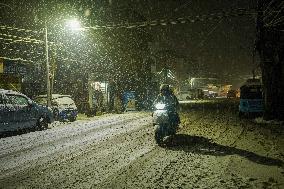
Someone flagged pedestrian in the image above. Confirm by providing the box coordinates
[108,79,116,112]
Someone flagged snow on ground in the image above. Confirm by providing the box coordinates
[0,100,283,188]
[254,117,284,125]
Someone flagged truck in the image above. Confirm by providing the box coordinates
[177,89,204,101]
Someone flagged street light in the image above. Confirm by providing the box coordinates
[45,18,82,107]
[66,18,82,31]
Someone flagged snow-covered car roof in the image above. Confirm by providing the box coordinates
[35,94,76,106]
[35,94,72,99]
[0,89,29,98]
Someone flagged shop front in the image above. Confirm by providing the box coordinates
[0,59,28,91]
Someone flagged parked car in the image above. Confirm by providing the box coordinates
[34,94,78,122]
[0,89,54,133]
[203,90,218,98]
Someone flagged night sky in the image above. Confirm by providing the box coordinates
[134,0,258,78]
[1,0,258,81]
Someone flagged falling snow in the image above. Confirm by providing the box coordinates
[1,0,284,188]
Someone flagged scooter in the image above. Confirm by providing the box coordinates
[152,102,178,146]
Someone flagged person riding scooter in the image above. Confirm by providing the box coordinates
[154,84,180,125]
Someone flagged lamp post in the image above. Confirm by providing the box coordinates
[44,18,82,107]
[44,23,51,107]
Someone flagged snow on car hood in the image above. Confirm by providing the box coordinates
[54,97,77,110]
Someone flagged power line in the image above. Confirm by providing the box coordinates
[85,9,255,30]
[0,9,256,66]
[266,16,284,27]
[0,37,77,63]
[0,33,75,56]
[263,0,277,15]
[263,1,284,27]
[0,56,35,63]
[0,25,41,34]
[174,1,192,12]
[1,9,256,33]
[265,2,284,27]
[0,33,43,44]
[196,18,224,49]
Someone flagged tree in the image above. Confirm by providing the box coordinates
[256,0,284,120]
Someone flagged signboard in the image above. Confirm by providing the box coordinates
[0,63,3,73]
[123,91,136,111]
[0,58,3,73]
[4,61,27,75]
[0,74,21,91]
[92,81,108,93]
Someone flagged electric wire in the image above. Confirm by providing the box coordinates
[0,9,256,65]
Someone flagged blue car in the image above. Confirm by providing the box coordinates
[0,89,54,133]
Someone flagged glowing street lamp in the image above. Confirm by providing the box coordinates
[66,18,82,31]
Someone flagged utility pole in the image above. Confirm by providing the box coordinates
[45,24,51,107]
[50,47,57,95]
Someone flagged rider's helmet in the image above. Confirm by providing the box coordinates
[160,84,170,95]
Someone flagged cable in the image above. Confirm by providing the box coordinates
[0,25,41,34]
[0,9,257,67]
[0,33,43,44]
[196,18,224,49]
[1,9,256,32]
[263,0,277,15]
[0,41,77,63]
[266,16,284,27]
[265,2,284,27]
[174,1,192,12]
[85,9,254,30]
[0,56,35,63]
[263,1,284,25]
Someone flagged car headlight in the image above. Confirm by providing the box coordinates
[155,103,166,110]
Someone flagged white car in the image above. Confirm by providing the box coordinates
[34,94,78,122]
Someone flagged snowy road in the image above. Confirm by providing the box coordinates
[0,113,153,185]
[0,100,283,188]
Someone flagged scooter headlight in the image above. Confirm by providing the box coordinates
[155,103,166,110]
